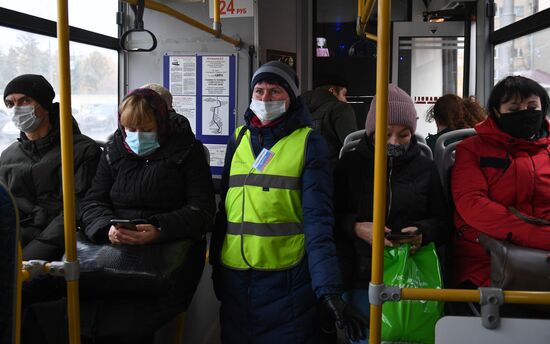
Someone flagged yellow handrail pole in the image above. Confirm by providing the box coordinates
[365,32,378,42]
[213,0,221,36]
[402,288,550,305]
[123,0,241,47]
[57,1,81,343]
[357,0,375,36]
[369,0,390,342]
[356,0,364,34]
[15,245,23,344]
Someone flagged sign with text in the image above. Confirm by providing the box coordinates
[209,0,254,18]
[164,54,237,176]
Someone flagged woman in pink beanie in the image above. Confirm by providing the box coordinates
[333,84,452,342]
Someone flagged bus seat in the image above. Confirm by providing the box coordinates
[339,129,365,159]
[343,129,365,146]
[433,128,476,181]
[339,129,433,159]
[418,141,433,160]
[416,132,427,144]
[433,129,476,205]
[435,316,550,343]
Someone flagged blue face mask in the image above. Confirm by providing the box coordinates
[125,131,160,156]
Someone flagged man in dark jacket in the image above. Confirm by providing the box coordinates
[302,76,357,164]
[210,61,367,343]
[0,74,102,261]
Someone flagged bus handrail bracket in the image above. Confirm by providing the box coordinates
[49,260,80,281]
[479,287,503,330]
[369,282,401,305]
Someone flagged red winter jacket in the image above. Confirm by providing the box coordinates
[452,117,550,287]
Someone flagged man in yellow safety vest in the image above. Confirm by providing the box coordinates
[210,61,368,343]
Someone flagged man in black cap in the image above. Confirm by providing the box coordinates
[210,61,368,343]
[302,75,358,165]
[0,74,102,261]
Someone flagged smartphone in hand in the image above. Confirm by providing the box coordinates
[110,219,138,231]
[385,232,417,241]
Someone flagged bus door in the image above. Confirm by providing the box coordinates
[391,22,467,139]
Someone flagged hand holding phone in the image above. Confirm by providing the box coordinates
[110,219,137,231]
[385,232,417,241]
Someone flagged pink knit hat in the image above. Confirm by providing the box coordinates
[365,84,417,135]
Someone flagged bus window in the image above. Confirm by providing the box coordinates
[0,26,118,152]
[494,26,550,97]
[494,0,550,30]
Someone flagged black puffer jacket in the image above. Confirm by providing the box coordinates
[302,88,357,164]
[333,134,451,289]
[80,111,216,244]
[0,103,102,260]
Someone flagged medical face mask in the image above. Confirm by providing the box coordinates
[495,109,544,139]
[9,105,42,132]
[249,99,287,123]
[125,131,160,156]
[387,143,410,158]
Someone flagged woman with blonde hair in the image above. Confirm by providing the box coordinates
[79,88,215,343]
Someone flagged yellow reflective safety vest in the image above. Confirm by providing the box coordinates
[221,125,311,270]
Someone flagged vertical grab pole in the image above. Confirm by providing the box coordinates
[15,245,23,344]
[213,0,221,34]
[369,0,391,342]
[57,1,81,343]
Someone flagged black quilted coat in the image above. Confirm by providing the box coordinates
[333,134,452,289]
[80,112,215,244]
[0,103,102,261]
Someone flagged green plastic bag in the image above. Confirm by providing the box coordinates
[382,243,443,344]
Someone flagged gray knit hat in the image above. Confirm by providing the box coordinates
[140,83,173,110]
[365,84,417,135]
[251,61,299,101]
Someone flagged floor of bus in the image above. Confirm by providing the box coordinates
[155,239,346,344]
[155,242,221,344]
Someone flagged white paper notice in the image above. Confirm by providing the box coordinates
[173,95,197,134]
[169,56,196,95]
[204,144,227,167]
[202,56,229,96]
[202,96,229,136]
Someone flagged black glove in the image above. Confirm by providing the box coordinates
[321,294,369,341]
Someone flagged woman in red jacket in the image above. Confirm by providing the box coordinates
[451,75,550,315]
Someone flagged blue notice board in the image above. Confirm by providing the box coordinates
[163,54,237,175]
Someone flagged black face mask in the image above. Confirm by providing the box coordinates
[495,109,544,139]
[387,143,409,157]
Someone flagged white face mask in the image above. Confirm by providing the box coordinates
[8,105,43,132]
[249,99,287,123]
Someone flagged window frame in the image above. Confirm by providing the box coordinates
[491,6,550,45]
[0,7,119,50]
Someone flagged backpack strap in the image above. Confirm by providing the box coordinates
[235,125,248,147]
